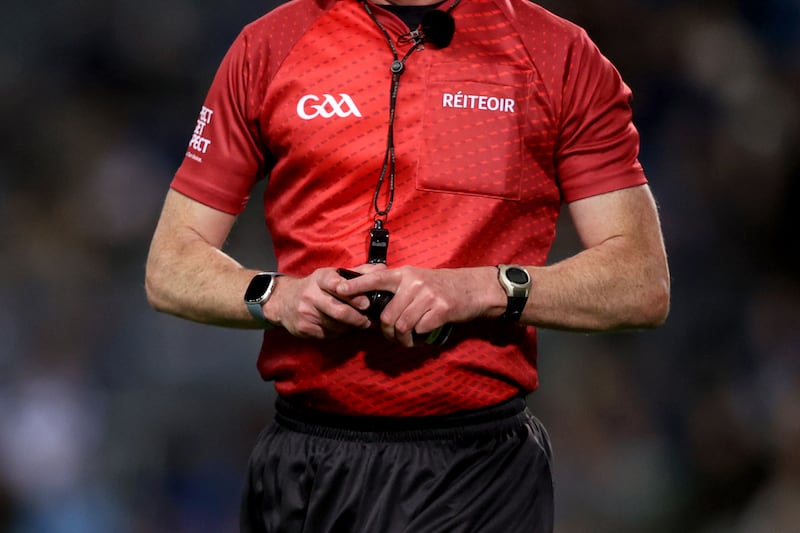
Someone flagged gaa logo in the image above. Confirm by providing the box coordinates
[297,94,363,120]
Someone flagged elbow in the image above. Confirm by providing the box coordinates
[144,261,171,314]
[635,274,671,328]
[144,278,163,313]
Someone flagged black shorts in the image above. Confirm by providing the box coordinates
[240,395,553,533]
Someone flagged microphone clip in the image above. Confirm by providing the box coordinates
[396,10,456,50]
[397,28,425,49]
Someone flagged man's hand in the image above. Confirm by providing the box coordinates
[266,267,373,339]
[334,266,505,347]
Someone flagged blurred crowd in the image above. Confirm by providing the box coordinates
[1,0,798,531]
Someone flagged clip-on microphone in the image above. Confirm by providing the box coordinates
[419,9,456,48]
[399,9,456,48]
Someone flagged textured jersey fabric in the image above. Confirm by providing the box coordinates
[171,0,647,416]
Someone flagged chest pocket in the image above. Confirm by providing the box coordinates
[416,62,532,200]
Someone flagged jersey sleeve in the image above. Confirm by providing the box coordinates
[170,28,267,215]
[556,29,647,204]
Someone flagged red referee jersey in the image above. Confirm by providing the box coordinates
[171,0,647,416]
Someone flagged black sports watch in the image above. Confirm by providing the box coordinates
[497,264,531,321]
[244,272,284,328]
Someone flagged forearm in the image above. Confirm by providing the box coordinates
[520,236,670,331]
[509,185,671,332]
[145,190,265,328]
[145,233,264,328]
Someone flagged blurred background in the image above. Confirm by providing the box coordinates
[1,0,798,531]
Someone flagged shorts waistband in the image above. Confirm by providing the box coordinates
[274,395,530,442]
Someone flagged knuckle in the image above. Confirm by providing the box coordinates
[394,320,413,336]
[295,323,314,337]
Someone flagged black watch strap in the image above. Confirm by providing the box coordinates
[497,264,531,322]
[502,295,527,321]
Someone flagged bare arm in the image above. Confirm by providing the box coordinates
[145,189,262,327]
[523,183,670,331]
[145,189,371,332]
[335,184,670,346]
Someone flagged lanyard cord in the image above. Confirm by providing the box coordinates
[362,0,420,220]
[362,0,463,221]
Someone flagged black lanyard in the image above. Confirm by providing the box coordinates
[361,0,461,263]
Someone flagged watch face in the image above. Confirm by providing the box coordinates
[506,267,530,285]
[244,274,273,303]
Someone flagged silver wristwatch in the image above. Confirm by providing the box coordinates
[243,272,284,328]
[497,264,531,321]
